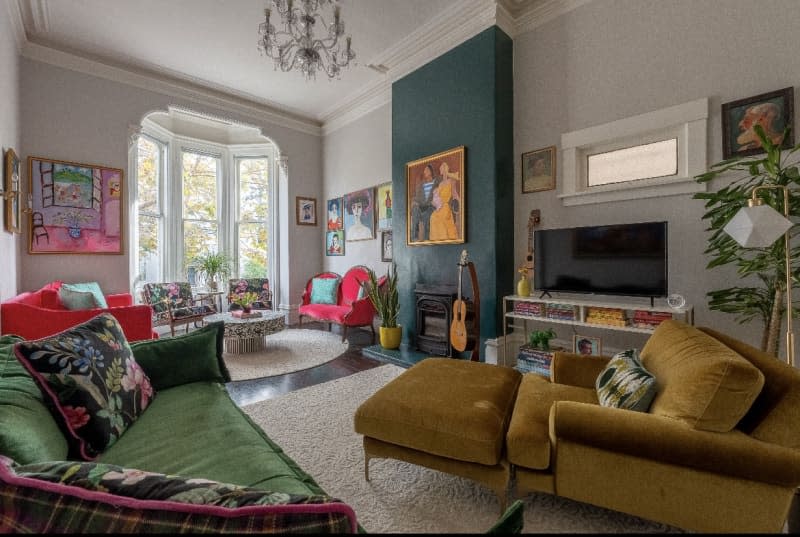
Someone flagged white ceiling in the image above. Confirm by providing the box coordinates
[14,0,553,128]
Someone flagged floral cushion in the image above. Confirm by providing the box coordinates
[0,456,356,533]
[13,313,155,460]
[228,278,272,309]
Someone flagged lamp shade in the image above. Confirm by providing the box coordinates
[723,204,793,248]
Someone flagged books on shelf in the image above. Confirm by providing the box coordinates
[513,301,545,316]
[630,310,673,330]
[585,306,627,327]
[515,345,564,378]
[231,310,263,319]
[545,303,576,321]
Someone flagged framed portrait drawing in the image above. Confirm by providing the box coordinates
[573,334,602,356]
[326,197,343,231]
[28,156,123,254]
[326,230,345,256]
[376,182,393,231]
[381,230,393,262]
[522,146,556,193]
[406,145,465,246]
[4,149,21,234]
[296,196,317,226]
[343,188,375,241]
[722,87,794,159]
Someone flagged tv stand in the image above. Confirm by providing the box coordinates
[502,293,693,367]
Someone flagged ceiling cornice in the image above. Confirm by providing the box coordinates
[514,0,593,35]
[20,41,322,136]
[6,0,26,53]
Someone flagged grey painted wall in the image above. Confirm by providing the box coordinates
[19,58,322,310]
[322,104,392,276]
[513,0,800,355]
[0,12,20,308]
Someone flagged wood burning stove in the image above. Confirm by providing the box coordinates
[414,283,474,357]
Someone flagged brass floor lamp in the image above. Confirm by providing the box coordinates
[723,185,795,366]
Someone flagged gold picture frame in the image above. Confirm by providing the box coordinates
[573,334,602,356]
[406,145,465,246]
[4,149,21,234]
[296,196,317,226]
[521,145,556,193]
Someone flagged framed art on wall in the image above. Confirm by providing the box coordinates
[376,182,392,231]
[573,334,602,356]
[381,230,393,262]
[326,197,343,230]
[522,145,556,193]
[722,87,794,159]
[326,230,345,256]
[4,148,21,234]
[343,188,375,241]
[406,145,465,246]
[28,156,123,254]
[296,196,317,226]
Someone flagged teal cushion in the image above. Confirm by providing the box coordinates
[0,335,69,464]
[130,322,229,391]
[61,282,108,308]
[14,314,155,460]
[58,287,99,310]
[595,349,657,412]
[310,277,340,305]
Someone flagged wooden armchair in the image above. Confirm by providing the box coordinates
[142,282,217,336]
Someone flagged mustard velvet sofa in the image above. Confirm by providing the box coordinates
[507,320,800,533]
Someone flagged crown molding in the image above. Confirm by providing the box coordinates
[514,0,593,35]
[20,41,322,136]
[321,79,392,136]
[6,1,26,53]
[28,0,50,34]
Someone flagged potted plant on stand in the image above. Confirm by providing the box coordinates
[193,252,232,292]
[365,263,400,349]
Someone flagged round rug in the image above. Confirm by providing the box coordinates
[223,328,349,381]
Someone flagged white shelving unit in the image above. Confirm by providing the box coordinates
[502,294,693,366]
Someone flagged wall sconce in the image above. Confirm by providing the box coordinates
[723,185,795,366]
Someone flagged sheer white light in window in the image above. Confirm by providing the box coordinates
[237,158,270,278]
[136,136,163,287]
[182,151,219,274]
[588,138,678,187]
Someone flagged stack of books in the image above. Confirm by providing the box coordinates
[585,307,627,327]
[631,310,673,330]
[515,345,564,378]
[231,310,263,319]
[514,302,545,316]
[546,303,576,321]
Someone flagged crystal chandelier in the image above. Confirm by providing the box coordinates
[257,0,356,81]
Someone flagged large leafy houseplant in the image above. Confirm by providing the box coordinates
[365,263,399,328]
[193,252,232,291]
[693,125,800,355]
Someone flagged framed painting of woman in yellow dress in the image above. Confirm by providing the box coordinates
[406,146,465,246]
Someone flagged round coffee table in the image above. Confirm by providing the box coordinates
[204,311,286,354]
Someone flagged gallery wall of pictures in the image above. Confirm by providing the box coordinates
[325,181,393,259]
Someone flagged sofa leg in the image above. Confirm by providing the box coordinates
[364,453,371,482]
[342,325,348,342]
[298,315,303,327]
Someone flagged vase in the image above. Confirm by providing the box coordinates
[68,226,81,239]
[517,275,530,297]
[242,305,252,314]
[379,325,402,350]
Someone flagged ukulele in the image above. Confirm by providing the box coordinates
[525,209,540,270]
[450,250,469,352]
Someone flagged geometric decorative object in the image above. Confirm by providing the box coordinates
[723,203,793,248]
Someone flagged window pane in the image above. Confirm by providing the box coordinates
[184,220,219,273]
[239,158,269,221]
[137,215,161,283]
[588,138,678,186]
[238,222,268,278]
[137,137,159,212]
[183,152,217,220]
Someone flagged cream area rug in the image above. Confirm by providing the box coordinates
[242,365,682,534]
[223,329,349,381]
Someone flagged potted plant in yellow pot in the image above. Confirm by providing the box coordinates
[365,263,400,349]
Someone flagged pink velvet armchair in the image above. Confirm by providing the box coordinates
[298,266,384,343]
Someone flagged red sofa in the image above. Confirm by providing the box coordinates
[298,266,384,343]
[1,282,155,342]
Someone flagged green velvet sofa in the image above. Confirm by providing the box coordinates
[0,324,357,533]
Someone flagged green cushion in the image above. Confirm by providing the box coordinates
[595,349,657,412]
[58,287,99,310]
[98,381,325,496]
[130,322,229,391]
[310,277,339,305]
[61,282,108,308]
[0,335,69,464]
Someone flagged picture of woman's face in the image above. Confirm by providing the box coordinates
[352,202,363,218]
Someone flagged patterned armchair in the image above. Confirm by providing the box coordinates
[141,282,217,336]
[227,278,273,311]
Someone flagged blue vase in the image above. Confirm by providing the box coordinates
[68,226,81,238]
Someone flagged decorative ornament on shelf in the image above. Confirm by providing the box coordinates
[517,266,531,297]
[257,0,356,81]
[666,293,686,310]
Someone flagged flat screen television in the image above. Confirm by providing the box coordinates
[533,221,668,298]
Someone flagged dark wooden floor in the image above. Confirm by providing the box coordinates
[225,321,384,407]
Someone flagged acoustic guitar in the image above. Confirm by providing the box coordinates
[450,250,469,352]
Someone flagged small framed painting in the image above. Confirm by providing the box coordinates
[4,148,21,234]
[326,197,343,230]
[296,196,317,226]
[343,188,375,241]
[573,334,601,356]
[381,230,393,262]
[522,146,556,193]
[326,230,345,256]
[722,87,794,159]
[376,182,393,231]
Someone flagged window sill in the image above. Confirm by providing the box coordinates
[558,177,705,206]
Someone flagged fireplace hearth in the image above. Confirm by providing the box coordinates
[415,283,474,357]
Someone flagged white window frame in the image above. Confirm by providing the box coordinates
[559,97,708,206]
[131,133,167,294]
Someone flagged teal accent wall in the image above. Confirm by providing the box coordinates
[392,26,514,356]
